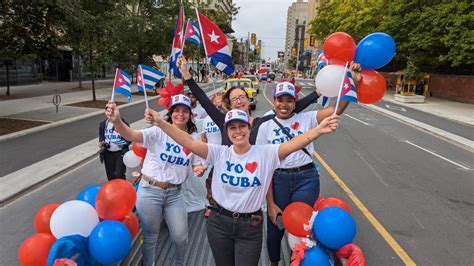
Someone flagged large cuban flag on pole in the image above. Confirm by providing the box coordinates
[169,5,185,79]
[196,8,234,75]
[184,18,201,46]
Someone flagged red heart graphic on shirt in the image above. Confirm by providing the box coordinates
[291,122,300,130]
[245,162,258,174]
[183,147,192,156]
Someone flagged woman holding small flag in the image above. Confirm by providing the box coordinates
[144,106,339,266]
[105,95,206,266]
[256,62,361,266]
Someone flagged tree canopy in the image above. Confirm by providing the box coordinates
[308,0,473,74]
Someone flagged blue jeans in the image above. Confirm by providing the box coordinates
[136,180,188,266]
[266,165,320,263]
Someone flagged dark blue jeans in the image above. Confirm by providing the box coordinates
[266,164,320,263]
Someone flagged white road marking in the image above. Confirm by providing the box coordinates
[402,140,471,170]
[385,104,406,112]
[345,114,371,126]
[355,150,389,186]
[411,213,426,230]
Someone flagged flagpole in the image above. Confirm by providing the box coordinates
[334,61,349,115]
[195,7,217,94]
[140,65,150,109]
[111,68,118,102]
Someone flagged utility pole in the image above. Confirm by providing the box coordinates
[246,32,250,70]
[295,26,302,74]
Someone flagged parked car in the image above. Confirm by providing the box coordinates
[223,78,257,110]
[242,75,260,93]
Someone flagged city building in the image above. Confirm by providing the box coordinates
[284,0,308,71]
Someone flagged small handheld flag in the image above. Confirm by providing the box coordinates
[340,71,358,103]
[136,64,165,92]
[196,9,234,75]
[184,19,201,46]
[112,68,132,102]
[137,65,149,109]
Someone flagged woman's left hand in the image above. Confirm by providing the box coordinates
[317,114,339,135]
[349,62,362,85]
[193,165,206,177]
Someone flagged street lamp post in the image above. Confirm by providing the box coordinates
[295,27,302,74]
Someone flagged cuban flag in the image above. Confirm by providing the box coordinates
[196,9,234,75]
[169,6,185,79]
[137,64,165,92]
[184,19,201,46]
[113,68,132,101]
[317,95,331,107]
[317,50,329,71]
[340,71,358,103]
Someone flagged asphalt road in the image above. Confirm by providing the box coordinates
[0,81,223,177]
[1,79,473,265]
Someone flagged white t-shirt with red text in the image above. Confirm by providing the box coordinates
[256,111,317,168]
[206,144,280,213]
[141,126,202,184]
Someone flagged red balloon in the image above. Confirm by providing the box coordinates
[132,143,147,158]
[315,197,352,214]
[121,212,140,238]
[34,203,60,234]
[282,202,314,237]
[323,32,356,63]
[357,70,386,104]
[96,179,137,220]
[18,233,56,266]
[313,195,327,210]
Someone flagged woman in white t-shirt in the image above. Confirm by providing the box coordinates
[105,95,205,266]
[144,108,339,266]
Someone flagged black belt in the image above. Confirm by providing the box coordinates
[275,162,315,173]
[211,204,262,219]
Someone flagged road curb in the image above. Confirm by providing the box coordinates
[0,95,159,142]
[362,104,474,152]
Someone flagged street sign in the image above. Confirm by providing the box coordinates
[52,90,61,113]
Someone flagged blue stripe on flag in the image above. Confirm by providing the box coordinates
[138,64,164,91]
[115,87,131,101]
[340,71,358,103]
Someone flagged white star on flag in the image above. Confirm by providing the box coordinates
[208,30,220,43]
[177,31,182,42]
[118,78,122,83]
[343,83,349,89]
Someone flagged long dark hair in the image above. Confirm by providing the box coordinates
[164,105,197,134]
[223,86,251,115]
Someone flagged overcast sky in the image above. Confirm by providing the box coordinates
[232,0,294,62]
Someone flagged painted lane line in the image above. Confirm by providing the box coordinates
[354,150,389,186]
[402,140,471,170]
[385,104,407,112]
[262,88,416,265]
[345,114,371,126]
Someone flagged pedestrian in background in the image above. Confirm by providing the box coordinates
[98,117,131,180]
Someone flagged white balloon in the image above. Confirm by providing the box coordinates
[287,232,303,251]
[315,65,346,97]
[50,200,99,239]
[123,150,141,168]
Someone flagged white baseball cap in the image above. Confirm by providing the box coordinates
[170,94,192,109]
[224,109,250,127]
[274,82,296,98]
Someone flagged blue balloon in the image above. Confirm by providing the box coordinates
[76,185,101,207]
[88,221,132,265]
[354,32,396,69]
[301,245,331,266]
[47,235,95,266]
[313,207,356,249]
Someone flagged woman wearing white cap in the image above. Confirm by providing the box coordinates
[258,64,361,265]
[105,95,205,266]
[144,107,339,266]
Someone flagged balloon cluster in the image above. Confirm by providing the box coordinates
[315,32,396,104]
[156,81,184,109]
[123,142,148,168]
[18,179,138,266]
[283,196,366,266]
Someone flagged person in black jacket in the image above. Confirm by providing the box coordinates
[99,118,131,180]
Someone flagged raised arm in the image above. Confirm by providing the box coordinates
[178,56,226,128]
[278,115,339,161]
[105,102,143,143]
[294,91,319,113]
[145,108,209,159]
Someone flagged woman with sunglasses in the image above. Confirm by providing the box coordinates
[144,107,339,266]
[105,95,205,266]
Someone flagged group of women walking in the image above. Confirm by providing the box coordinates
[105,56,361,266]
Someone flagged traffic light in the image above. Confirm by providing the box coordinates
[291,47,296,56]
[310,35,315,47]
[256,45,261,54]
[251,33,256,46]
